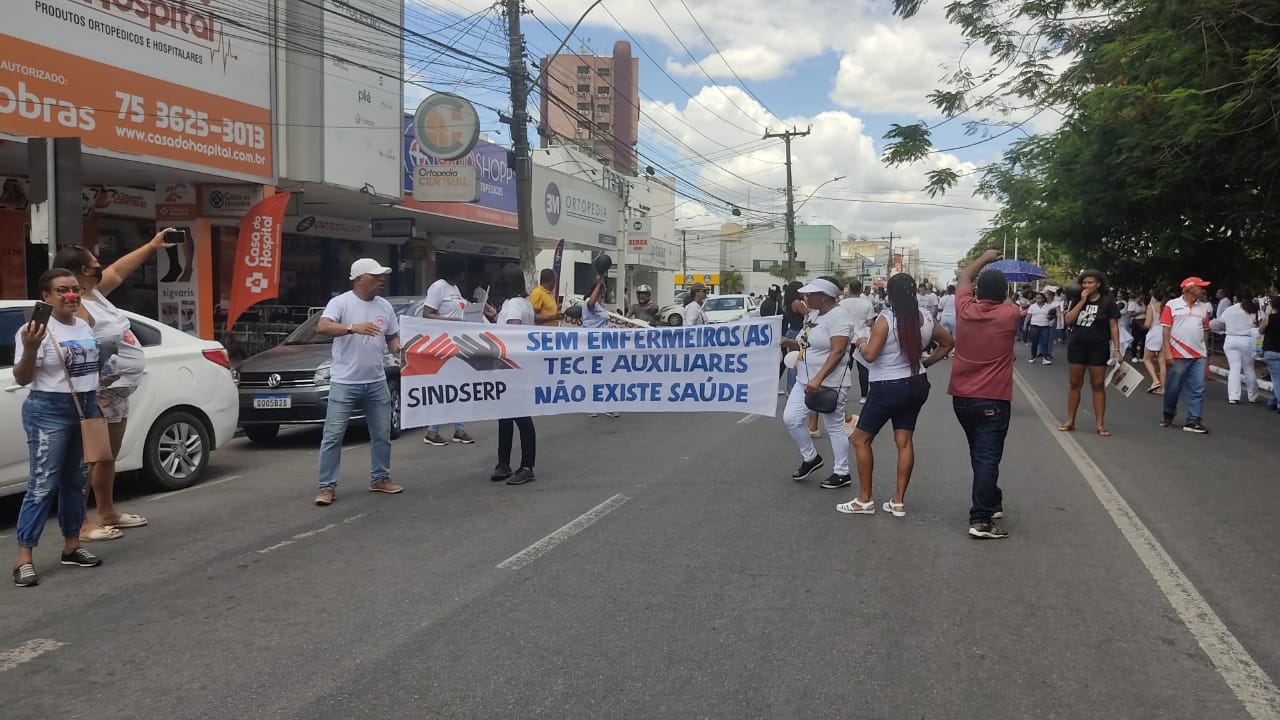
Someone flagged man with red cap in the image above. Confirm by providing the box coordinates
[1160,277,1212,433]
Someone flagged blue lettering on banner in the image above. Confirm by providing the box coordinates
[667,379,749,403]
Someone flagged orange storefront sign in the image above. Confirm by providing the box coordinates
[0,34,272,182]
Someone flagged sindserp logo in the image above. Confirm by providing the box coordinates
[403,332,520,376]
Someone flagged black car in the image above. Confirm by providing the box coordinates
[234,296,421,445]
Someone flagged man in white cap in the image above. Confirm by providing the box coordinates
[312,258,403,506]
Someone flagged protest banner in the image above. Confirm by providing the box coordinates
[399,316,783,426]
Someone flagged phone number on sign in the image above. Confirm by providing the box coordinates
[114,91,266,150]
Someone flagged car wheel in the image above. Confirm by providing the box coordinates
[667,313,682,326]
[243,424,280,445]
[143,410,211,491]
[389,381,402,439]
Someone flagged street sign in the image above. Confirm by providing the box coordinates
[412,93,480,161]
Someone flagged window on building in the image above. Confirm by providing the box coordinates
[577,120,590,129]
[577,84,590,93]
[597,104,610,115]
[596,87,610,97]
[597,122,611,133]
[577,65,590,75]
[597,67,610,77]
[577,103,590,112]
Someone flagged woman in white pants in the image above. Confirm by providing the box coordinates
[1220,290,1260,404]
[780,278,854,487]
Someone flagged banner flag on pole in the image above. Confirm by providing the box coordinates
[225,192,291,332]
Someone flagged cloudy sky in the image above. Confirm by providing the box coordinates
[404,0,1040,278]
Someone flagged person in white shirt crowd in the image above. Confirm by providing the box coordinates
[490,265,539,485]
[421,256,475,446]
[839,273,954,516]
[1141,287,1172,394]
[1015,291,1033,344]
[1126,291,1147,361]
[54,231,177,542]
[683,283,709,326]
[1219,289,1260,404]
[1161,277,1213,433]
[938,284,958,340]
[1024,292,1056,364]
[13,269,107,586]
[582,274,619,418]
[1215,288,1233,319]
[313,260,403,506]
[779,278,855,488]
[839,279,876,404]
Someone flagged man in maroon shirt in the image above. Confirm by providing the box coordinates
[949,249,1021,539]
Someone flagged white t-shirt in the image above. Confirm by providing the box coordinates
[582,298,610,328]
[321,292,400,384]
[15,316,100,393]
[797,306,854,389]
[496,297,535,326]
[424,279,466,320]
[918,293,940,318]
[938,294,957,319]
[1220,303,1257,336]
[865,308,934,382]
[1026,303,1055,327]
[684,301,707,326]
[82,288,146,388]
[839,296,876,332]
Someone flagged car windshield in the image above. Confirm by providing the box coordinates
[704,297,744,312]
[283,301,414,344]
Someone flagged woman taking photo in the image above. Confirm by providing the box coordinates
[1059,270,1122,436]
[54,228,177,541]
[1219,289,1260,404]
[780,277,854,487]
[13,269,105,587]
[1141,288,1170,394]
[838,273,953,517]
[490,265,538,484]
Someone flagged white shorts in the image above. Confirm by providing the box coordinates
[1144,329,1163,353]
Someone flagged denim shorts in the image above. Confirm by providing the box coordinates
[856,374,931,436]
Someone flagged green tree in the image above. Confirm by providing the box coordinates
[721,268,746,293]
[885,0,1280,290]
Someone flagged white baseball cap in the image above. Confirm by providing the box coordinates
[350,258,393,279]
[798,278,841,298]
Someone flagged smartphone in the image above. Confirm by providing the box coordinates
[163,228,189,244]
[28,301,53,327]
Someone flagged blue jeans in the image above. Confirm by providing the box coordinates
[318,380,392,490]
[427,423,465,434]
[1029,325,1053,359]
[1163,357,1206,423]
[1264,351,1280,410]
[17,391,95,548]
[953,397,1010,524]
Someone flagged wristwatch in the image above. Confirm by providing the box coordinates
[346,324,353,335]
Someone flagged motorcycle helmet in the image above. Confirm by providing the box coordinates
[637,284,652,295]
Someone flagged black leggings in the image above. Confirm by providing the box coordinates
[498,417,536,469]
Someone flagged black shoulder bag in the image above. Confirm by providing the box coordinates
[801,316,849,414]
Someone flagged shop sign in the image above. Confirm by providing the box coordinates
[156,182,199,221]
[433,236,518,260]
[626,217,651,249]
[676,273,719,287]
[0,177,29,210]
[371,218,414,238]
[3,2,274,182]
[412,165,480,202]
[225,193,291,331]
[287,215,371,242]
[412,93,480,161]
[627,238,677,271]
[531,165,620,250]
[402,120,516,228]
[93,186,155,219]
[200,184,259,217]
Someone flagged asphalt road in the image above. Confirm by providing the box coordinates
[0,353,1276,719]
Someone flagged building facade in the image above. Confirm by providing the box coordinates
[538,42,640,174]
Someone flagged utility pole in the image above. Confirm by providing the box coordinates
[763,127,810,279]
[681,228,687,275]
[505,0,536,282]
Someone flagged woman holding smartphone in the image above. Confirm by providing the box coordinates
[13,269,104,587]
[1060,270,1122,436]
[54,228,178,541]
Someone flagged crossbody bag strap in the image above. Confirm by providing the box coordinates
[801,313,851,388]
[43,327,90,421]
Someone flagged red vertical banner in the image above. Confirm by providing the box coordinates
[225,193,291,332]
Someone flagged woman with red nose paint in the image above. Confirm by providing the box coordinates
[12,269,104,587]
[54,228,178,542]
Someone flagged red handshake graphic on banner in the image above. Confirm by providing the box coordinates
[403,331,521,376]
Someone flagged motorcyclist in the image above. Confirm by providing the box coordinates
[628,284,660,325]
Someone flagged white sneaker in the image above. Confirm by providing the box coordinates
[1042,358,1052,365]
[859,397,867,404]
[1028,357,1037,364]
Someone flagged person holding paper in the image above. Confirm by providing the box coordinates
[1059,270,1122,436]
[422,256,475,446]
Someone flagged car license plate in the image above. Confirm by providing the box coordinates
[253,395,291,409]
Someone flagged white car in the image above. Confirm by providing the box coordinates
[0,300,238,497]
[702,294,760,324]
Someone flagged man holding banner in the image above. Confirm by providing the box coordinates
[313,260,403,506]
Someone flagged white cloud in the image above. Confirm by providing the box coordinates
[829,23,953,117]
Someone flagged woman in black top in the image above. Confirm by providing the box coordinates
[1060,270,1122,435]
[1261,283,1280,413]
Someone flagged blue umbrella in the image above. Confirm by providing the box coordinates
[986,259,1047,283]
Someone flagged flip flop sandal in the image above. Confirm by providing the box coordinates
[108,513,148,528]
[80,525,123,542]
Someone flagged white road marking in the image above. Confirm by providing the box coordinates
[146,475,243,502]
[736,414,760,424]
[497,493,630,570]
[0,639,66,673]
[255,513,367,555]
[1015,371,1280,718]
